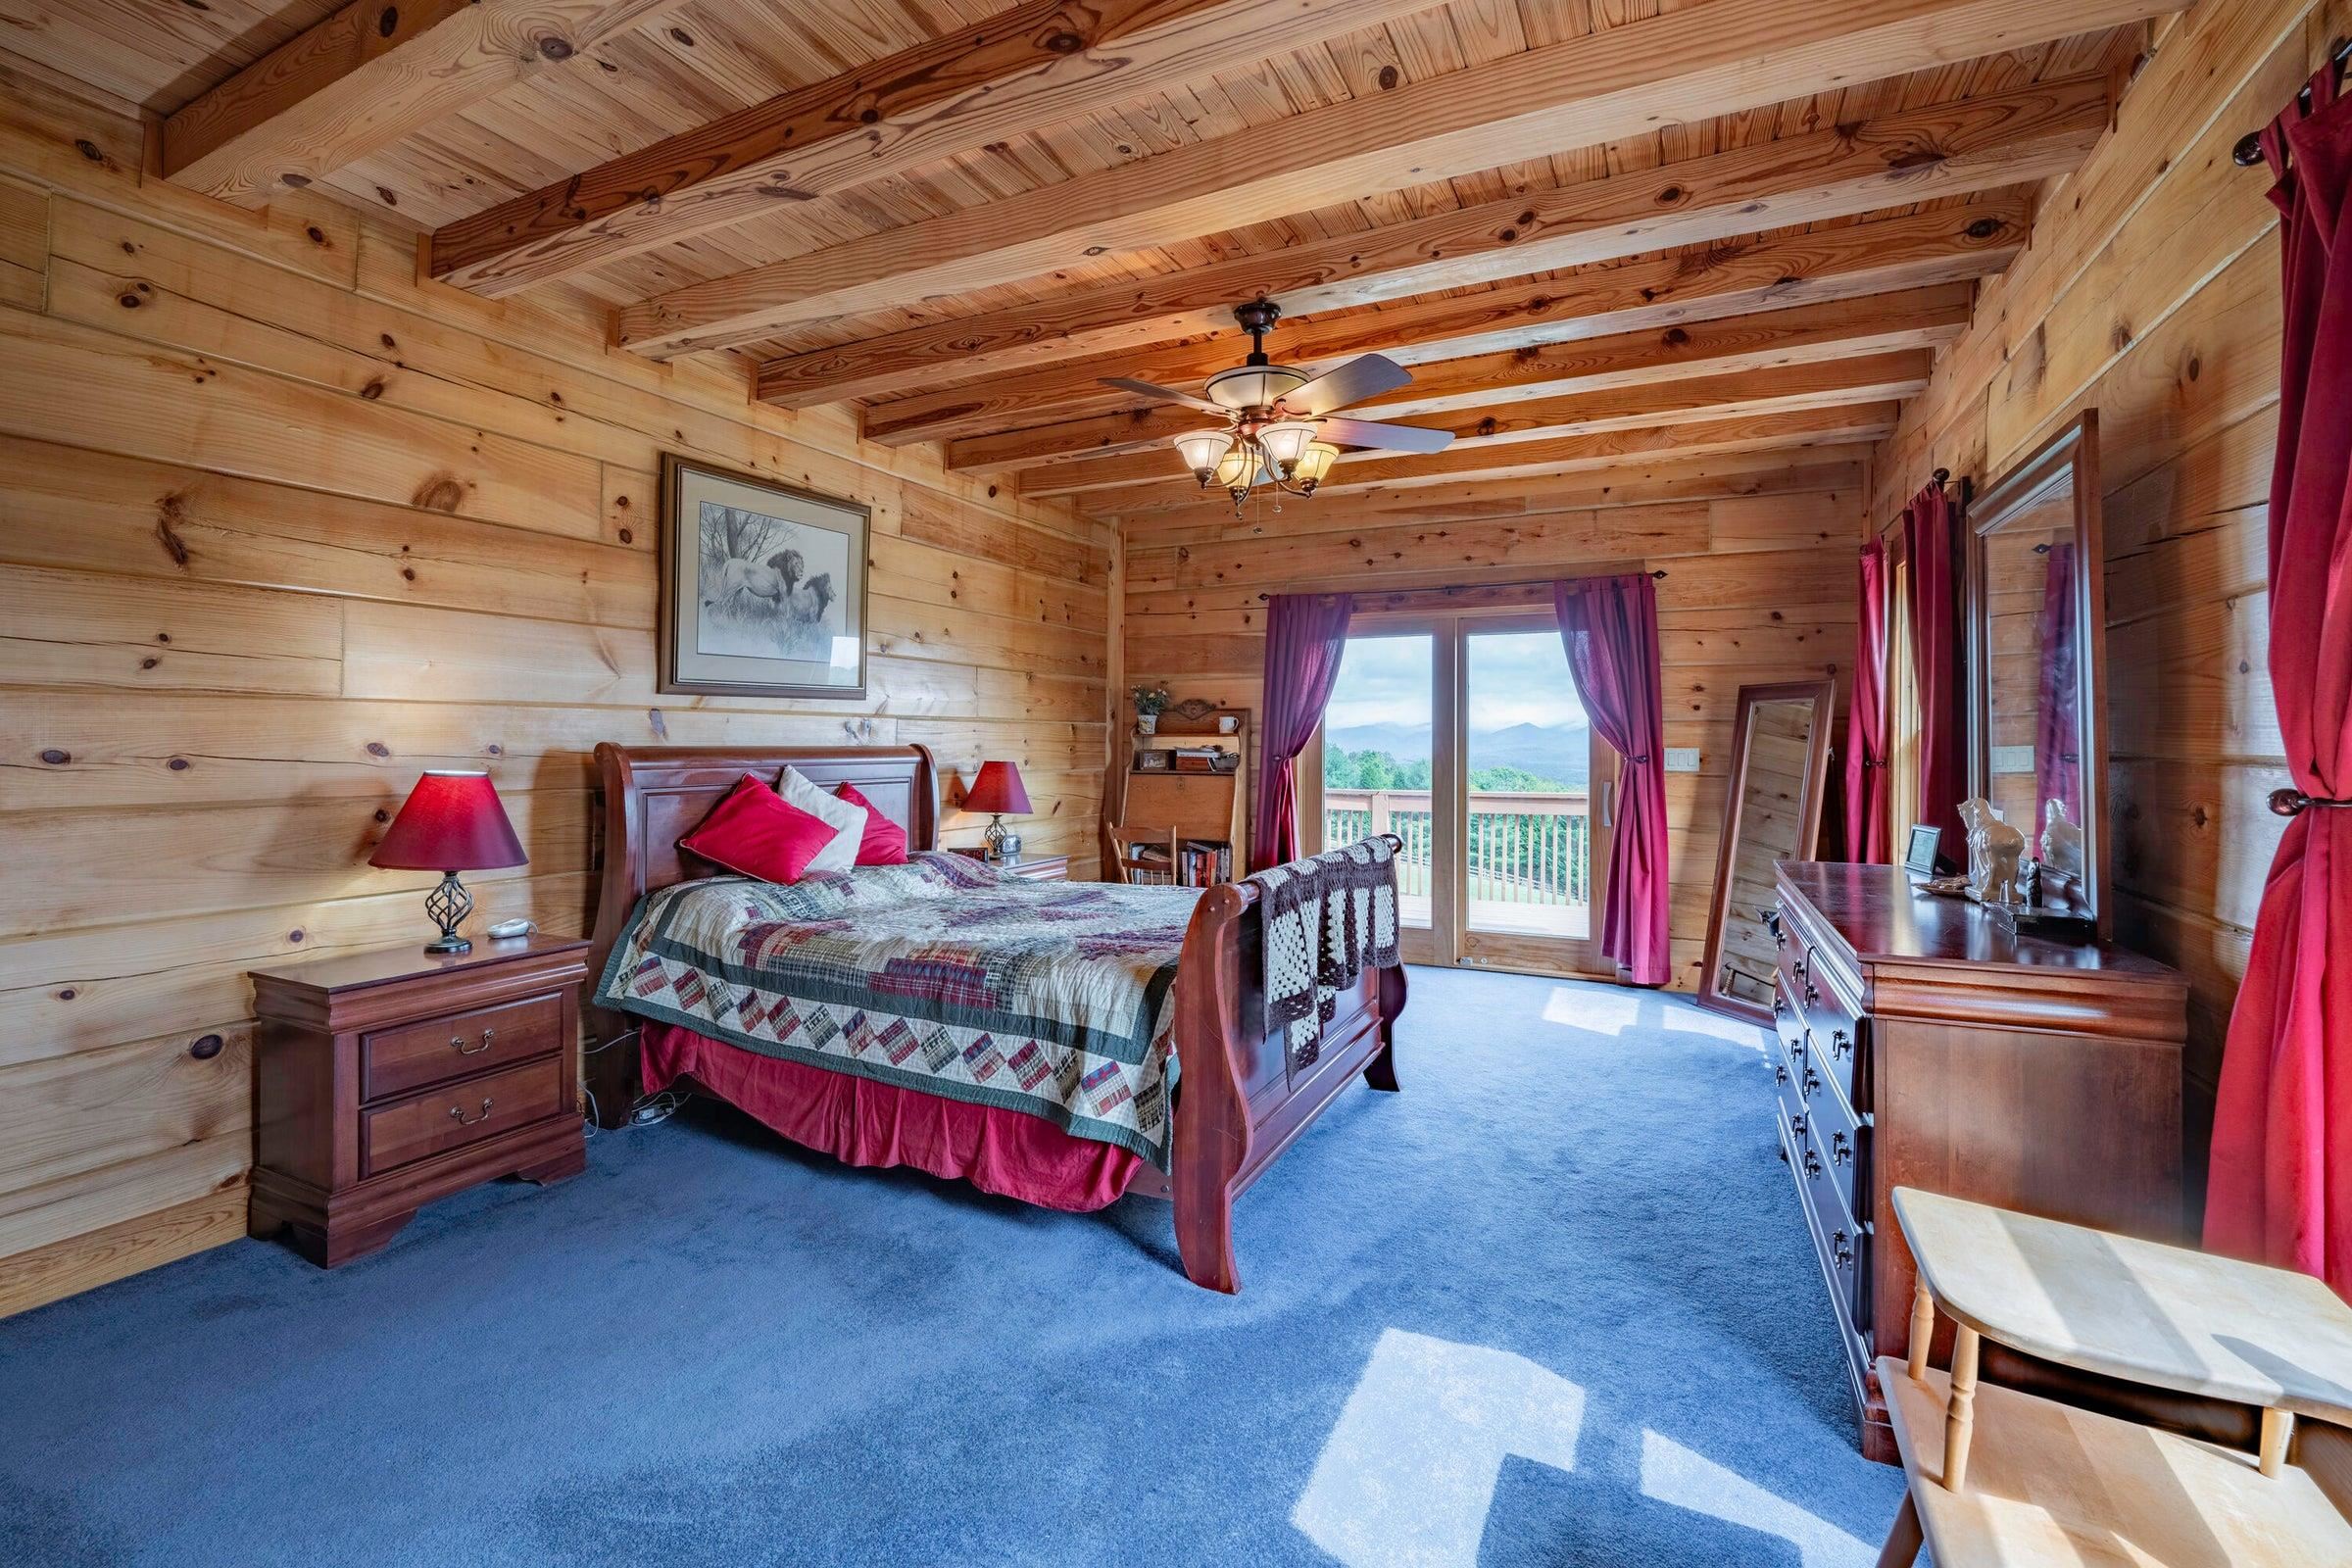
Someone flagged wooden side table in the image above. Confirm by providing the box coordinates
[249,936,591,1266]
[948,848,1069,882]
[1875,1185,2352,1565]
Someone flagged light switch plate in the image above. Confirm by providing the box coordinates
[1664,747,1701,773]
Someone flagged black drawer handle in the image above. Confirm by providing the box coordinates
[1788,1035,1806,1061]
[448,1098,494,1127]
[1773,994,1788,1016]
[1773,1063,1789,1085]
[452,1026,495,1056]
[1832,1229,1854,1270]
[1832,1130,1852,1166]
[1802,1149,1824,1179]
[1789,1113,1808,1142]
[1802,1068,1823,1100]
[1764,906,1785,947]
[1829,1028,1850,1060]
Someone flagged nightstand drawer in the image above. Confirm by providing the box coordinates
[361,1055,567,1179]
[362,992,564,1102]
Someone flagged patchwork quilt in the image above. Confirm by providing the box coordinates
[596,852,1201,1167]
[1250,836,1401,1069]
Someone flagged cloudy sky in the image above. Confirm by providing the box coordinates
[1326,631,1589,731]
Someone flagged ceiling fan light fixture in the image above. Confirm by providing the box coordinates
[1205,363,1310,412]
[1259,419,1318,473]
[1172,429,1235,483]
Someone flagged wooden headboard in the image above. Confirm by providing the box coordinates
[582,742,939,1122]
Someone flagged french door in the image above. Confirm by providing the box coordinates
[1301,610,1613,977]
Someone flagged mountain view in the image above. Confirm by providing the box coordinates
[1326,719,1590,792]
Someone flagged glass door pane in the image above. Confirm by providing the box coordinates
[1460,627,1602,971]
[1319,632,1436,933]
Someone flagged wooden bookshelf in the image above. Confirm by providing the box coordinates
[1109,710,1248,883]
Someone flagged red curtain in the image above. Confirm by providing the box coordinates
[1251,592,1354,872]
[2205,67,2352,1293]
[1843,541,1891,862]
[1555,574,1671,987]
[2033,542,2082,834]
[1903,481,1967,864]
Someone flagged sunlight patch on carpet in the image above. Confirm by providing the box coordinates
[1292,1328,1584,1568]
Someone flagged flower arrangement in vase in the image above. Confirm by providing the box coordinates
[1132,684,1171,735]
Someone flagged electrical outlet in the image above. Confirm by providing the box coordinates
[1663,747,1701,773]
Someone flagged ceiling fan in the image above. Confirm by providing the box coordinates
[1101,298,1453,514]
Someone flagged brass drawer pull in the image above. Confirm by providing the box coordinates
[452,1026,495,1056]
[449,1098,494,1127]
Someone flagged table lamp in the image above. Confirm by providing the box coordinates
[369,770,527,955]
[964,760,1031,862]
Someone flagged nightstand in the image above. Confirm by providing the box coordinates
[248,935,590,1267]
[949,848,1068,882]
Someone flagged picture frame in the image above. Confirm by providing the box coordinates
[1902,823,1942,877]
[658,454,870,700]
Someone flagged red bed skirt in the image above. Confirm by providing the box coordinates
[639,1021,1144,1212]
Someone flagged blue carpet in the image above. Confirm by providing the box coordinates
[0,968,1904,1566]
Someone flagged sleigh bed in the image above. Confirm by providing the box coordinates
[582,742,1406,1293]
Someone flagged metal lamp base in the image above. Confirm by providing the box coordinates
[983,816,1022,863]
[423,870,474,955]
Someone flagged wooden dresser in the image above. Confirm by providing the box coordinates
[1766,862,2187,1462]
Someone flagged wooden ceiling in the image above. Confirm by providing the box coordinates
[8,0,2184,519]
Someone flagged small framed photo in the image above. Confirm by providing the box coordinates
[1903,823,1942,876]
[659,454,869,700]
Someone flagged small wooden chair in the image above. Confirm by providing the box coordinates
[1105,825,1181,886]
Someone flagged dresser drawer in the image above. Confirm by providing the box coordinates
[1772,1006,1871,1229]
[1777,1099,1871,1343]
[1775,937,1870,1119]
[362,993,564,1102]
[361,1055,567,1178]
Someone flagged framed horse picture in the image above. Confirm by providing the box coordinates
[658,455,870,700]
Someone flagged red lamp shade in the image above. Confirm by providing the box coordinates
[368,771,527,871]
[963,760,1031,816]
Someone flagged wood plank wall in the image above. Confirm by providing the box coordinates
[0,57,1112,1316]
[1865,0,2348,1210]
[1112,452,1870,990]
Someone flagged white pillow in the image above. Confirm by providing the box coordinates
[773,766,865,873]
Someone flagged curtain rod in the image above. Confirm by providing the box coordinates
[2234,36,2349,167]
[1255,569,1667,603]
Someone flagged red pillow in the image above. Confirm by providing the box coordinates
[834,782,909,866]
[677,774,838,884]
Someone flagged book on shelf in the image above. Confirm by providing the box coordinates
[1177,840,1232,886]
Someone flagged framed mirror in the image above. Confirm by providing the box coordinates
[1697,679,1837,1021]
[1965,411,2108,936]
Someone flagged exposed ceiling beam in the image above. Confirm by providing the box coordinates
[427,0,1440,296]
[160,0,687,205]
[943,287,1973,472]
[1122,449,1876,534]
[612,0,2173,358]
[1079,405,1902,517]
[760,75,2103,408]
[1019,354,1932,498]
[863,196,2028,448]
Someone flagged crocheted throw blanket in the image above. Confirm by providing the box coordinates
[1249,837,1400,1068]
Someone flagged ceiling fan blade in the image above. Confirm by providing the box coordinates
[1100,375,1224,415]
[1285,354,1412,416]
[1314,416,1454,455]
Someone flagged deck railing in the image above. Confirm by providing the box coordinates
[1322,788,1592,909]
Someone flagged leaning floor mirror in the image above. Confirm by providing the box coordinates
[1697,679,1838,1021]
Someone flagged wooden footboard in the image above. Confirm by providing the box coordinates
[1158,842,1408,1294]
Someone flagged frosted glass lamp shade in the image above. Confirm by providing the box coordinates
[1259,420,1318,472]
[1213,443,1264,492]
[1172,429,1234,480]
[1205,363,1309,411]
[1295,441,1341,488]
